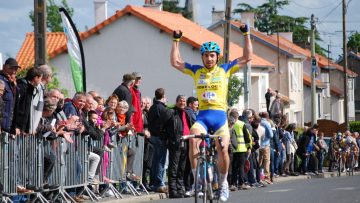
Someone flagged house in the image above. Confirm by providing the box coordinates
[16,4,274,108]
[208,14,357,124]
[337,51,360,120]
[277,35,357,123]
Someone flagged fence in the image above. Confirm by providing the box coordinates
[0,131,146,203]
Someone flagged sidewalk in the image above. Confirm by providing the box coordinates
[96,171,359,203]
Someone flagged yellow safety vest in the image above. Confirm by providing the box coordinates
[233,120,247,153]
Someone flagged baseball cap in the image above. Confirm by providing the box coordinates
[122,73,136,82]
[132,72,142,79]
[4,58,21,69]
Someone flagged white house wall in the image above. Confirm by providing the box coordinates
[50,15,203,103]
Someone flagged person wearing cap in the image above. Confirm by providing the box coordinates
[0,58,20,133]
[130,72,144,136]
[112,73,135,123]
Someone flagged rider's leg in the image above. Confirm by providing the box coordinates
[189,127,201,178]
[216,135,230,186]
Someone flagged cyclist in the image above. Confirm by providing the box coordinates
[343,130,359,171]
[170,24,252,202]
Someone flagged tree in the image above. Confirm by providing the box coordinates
[227,75,244,107]
[29,0,74,32]
[162,0,192,19]
[233,0,326,56]
[347,32,360,53]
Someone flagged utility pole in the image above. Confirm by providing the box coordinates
[34,0,47,67]
[310,14,317,125]
[223,0,231,63]
[342,0,349,127]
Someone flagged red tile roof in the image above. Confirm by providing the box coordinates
[16,5,274,69]
[16,32,67,69]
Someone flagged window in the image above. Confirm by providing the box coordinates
[289,61,302,92]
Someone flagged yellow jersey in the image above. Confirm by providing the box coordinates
[184,60,240,111]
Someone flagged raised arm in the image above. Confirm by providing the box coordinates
[170,30,185,72]
[236,24,253,66]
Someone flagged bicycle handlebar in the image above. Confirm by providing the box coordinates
[181,134,218,140]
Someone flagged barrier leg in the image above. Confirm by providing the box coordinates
[79,184,99,202]
[52,188,76,203]
[99,183,122,199]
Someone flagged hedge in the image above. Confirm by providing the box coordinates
[350,121,360,132]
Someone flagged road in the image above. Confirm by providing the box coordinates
[145,175,360,203]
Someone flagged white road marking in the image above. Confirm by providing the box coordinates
[267,189,293,193]
[333,187,355,191]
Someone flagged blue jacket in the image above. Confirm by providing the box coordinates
[0,72,17,133]
[260,118,273,148]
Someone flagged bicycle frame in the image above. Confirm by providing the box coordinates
[181,134,219,203]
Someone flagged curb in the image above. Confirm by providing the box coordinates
[101,193,167,203]
[274,171,360,183]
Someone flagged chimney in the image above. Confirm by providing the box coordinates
[279,32,293,42]
[240,12,255,28]
[94,0,108,25]
[211,7,225,24]
[144,0,162,11]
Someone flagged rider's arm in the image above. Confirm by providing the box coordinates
[170,30,185,72]
[235,24,253,66]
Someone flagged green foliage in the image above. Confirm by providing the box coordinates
[29,0,74,32]
[347,32,360,53]
[162,0,192,19]
[233,0,325,55]
[227,75,244,107]
[349,121,360,133]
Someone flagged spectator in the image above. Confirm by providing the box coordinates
[273,114,285,177]
[283,123,299,176]
[130,72,144,135]
[259,112,273,184]
[184,96,198,121]
[316,132,328,173]
[0,58,20,134]
[270,95,282,118]
[0,80,5,132]
[112,73,135,123]
[298,124,319,175]
[148,88,172,193]
[141,96,153,190]
[166,95,194,198]
[328,133,338,172]
[265,88,272,115]
[229,108,252,191]
[13,67,43,135]
[250,116,266,187]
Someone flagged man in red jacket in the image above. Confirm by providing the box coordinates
[130,72,144,134]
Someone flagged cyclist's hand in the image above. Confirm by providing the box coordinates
[173,30,182,41]
[240,24,250,36]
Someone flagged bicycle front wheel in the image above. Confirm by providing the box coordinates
[337,156,342,177]
[195,157,207,203]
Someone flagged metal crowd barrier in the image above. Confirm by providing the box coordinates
[0,129,147,203]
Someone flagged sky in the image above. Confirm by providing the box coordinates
[0,0,359,64]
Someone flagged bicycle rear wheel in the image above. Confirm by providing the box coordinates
[195,158,207,203]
